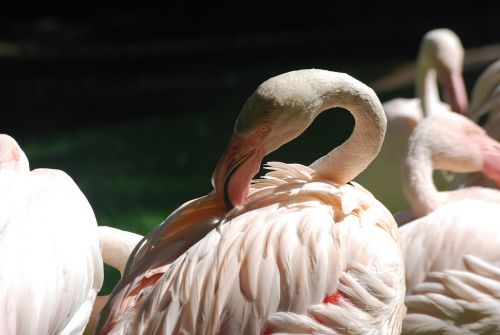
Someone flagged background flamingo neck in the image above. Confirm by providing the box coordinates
[98,226,142,274]
[416,64,441,117]
[308,75,386,184]
[402,147,441,217]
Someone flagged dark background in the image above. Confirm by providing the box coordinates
[2,3,500,293]
[2,2,500,135]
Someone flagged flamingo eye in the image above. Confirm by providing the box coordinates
[260,125,271,133]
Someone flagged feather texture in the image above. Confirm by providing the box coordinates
[0,135,103,335]
[98,163,405,335]
[403,255,500,334]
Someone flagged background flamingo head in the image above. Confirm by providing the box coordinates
[411,112,500,185]
[419,28,468,114]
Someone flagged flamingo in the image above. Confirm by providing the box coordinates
[464,59,500,188]
[96,69,405,334]
[356,28,468,213]
[396,110,500,333]
[0,134,103,335]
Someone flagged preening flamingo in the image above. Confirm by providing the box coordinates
[0,134,103,335]
[464,59,500,188]
[96,69,405,334]
[397,110,500,333]
[356,28,468,212]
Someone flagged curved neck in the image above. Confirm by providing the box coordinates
[402,145,442,217]
[98,226,143,274]
[416,60,441,117]
[308,73,386,184]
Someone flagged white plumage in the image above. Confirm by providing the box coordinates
[404,254,500,334]
[398,109,500,334]
[0,134,103,335]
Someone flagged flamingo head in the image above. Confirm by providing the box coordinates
[212,70,324,208]
[424,112,500,186]
[211,130,267,209]
[420,28,468,114]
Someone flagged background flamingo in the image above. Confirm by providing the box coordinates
[0,134,103,335]
[397,110,500,333]
[96,69,405,334]
[356,28,468,212]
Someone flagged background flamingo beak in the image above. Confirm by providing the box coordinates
[441,71,468,114]
[482,140,500,187]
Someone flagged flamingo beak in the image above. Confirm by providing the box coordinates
[441,70,468,114]
[212,134,265,209]
[482,140,500,187]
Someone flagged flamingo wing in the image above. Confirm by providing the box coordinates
[99,163,404,335]
[0,168,103,335]
[96,191,227,332]
[403,255,500,334]
[266,261,404,335]
[400,199,500,294]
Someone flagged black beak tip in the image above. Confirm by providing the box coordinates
[223,194,234,210]
[223,179,235,210]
